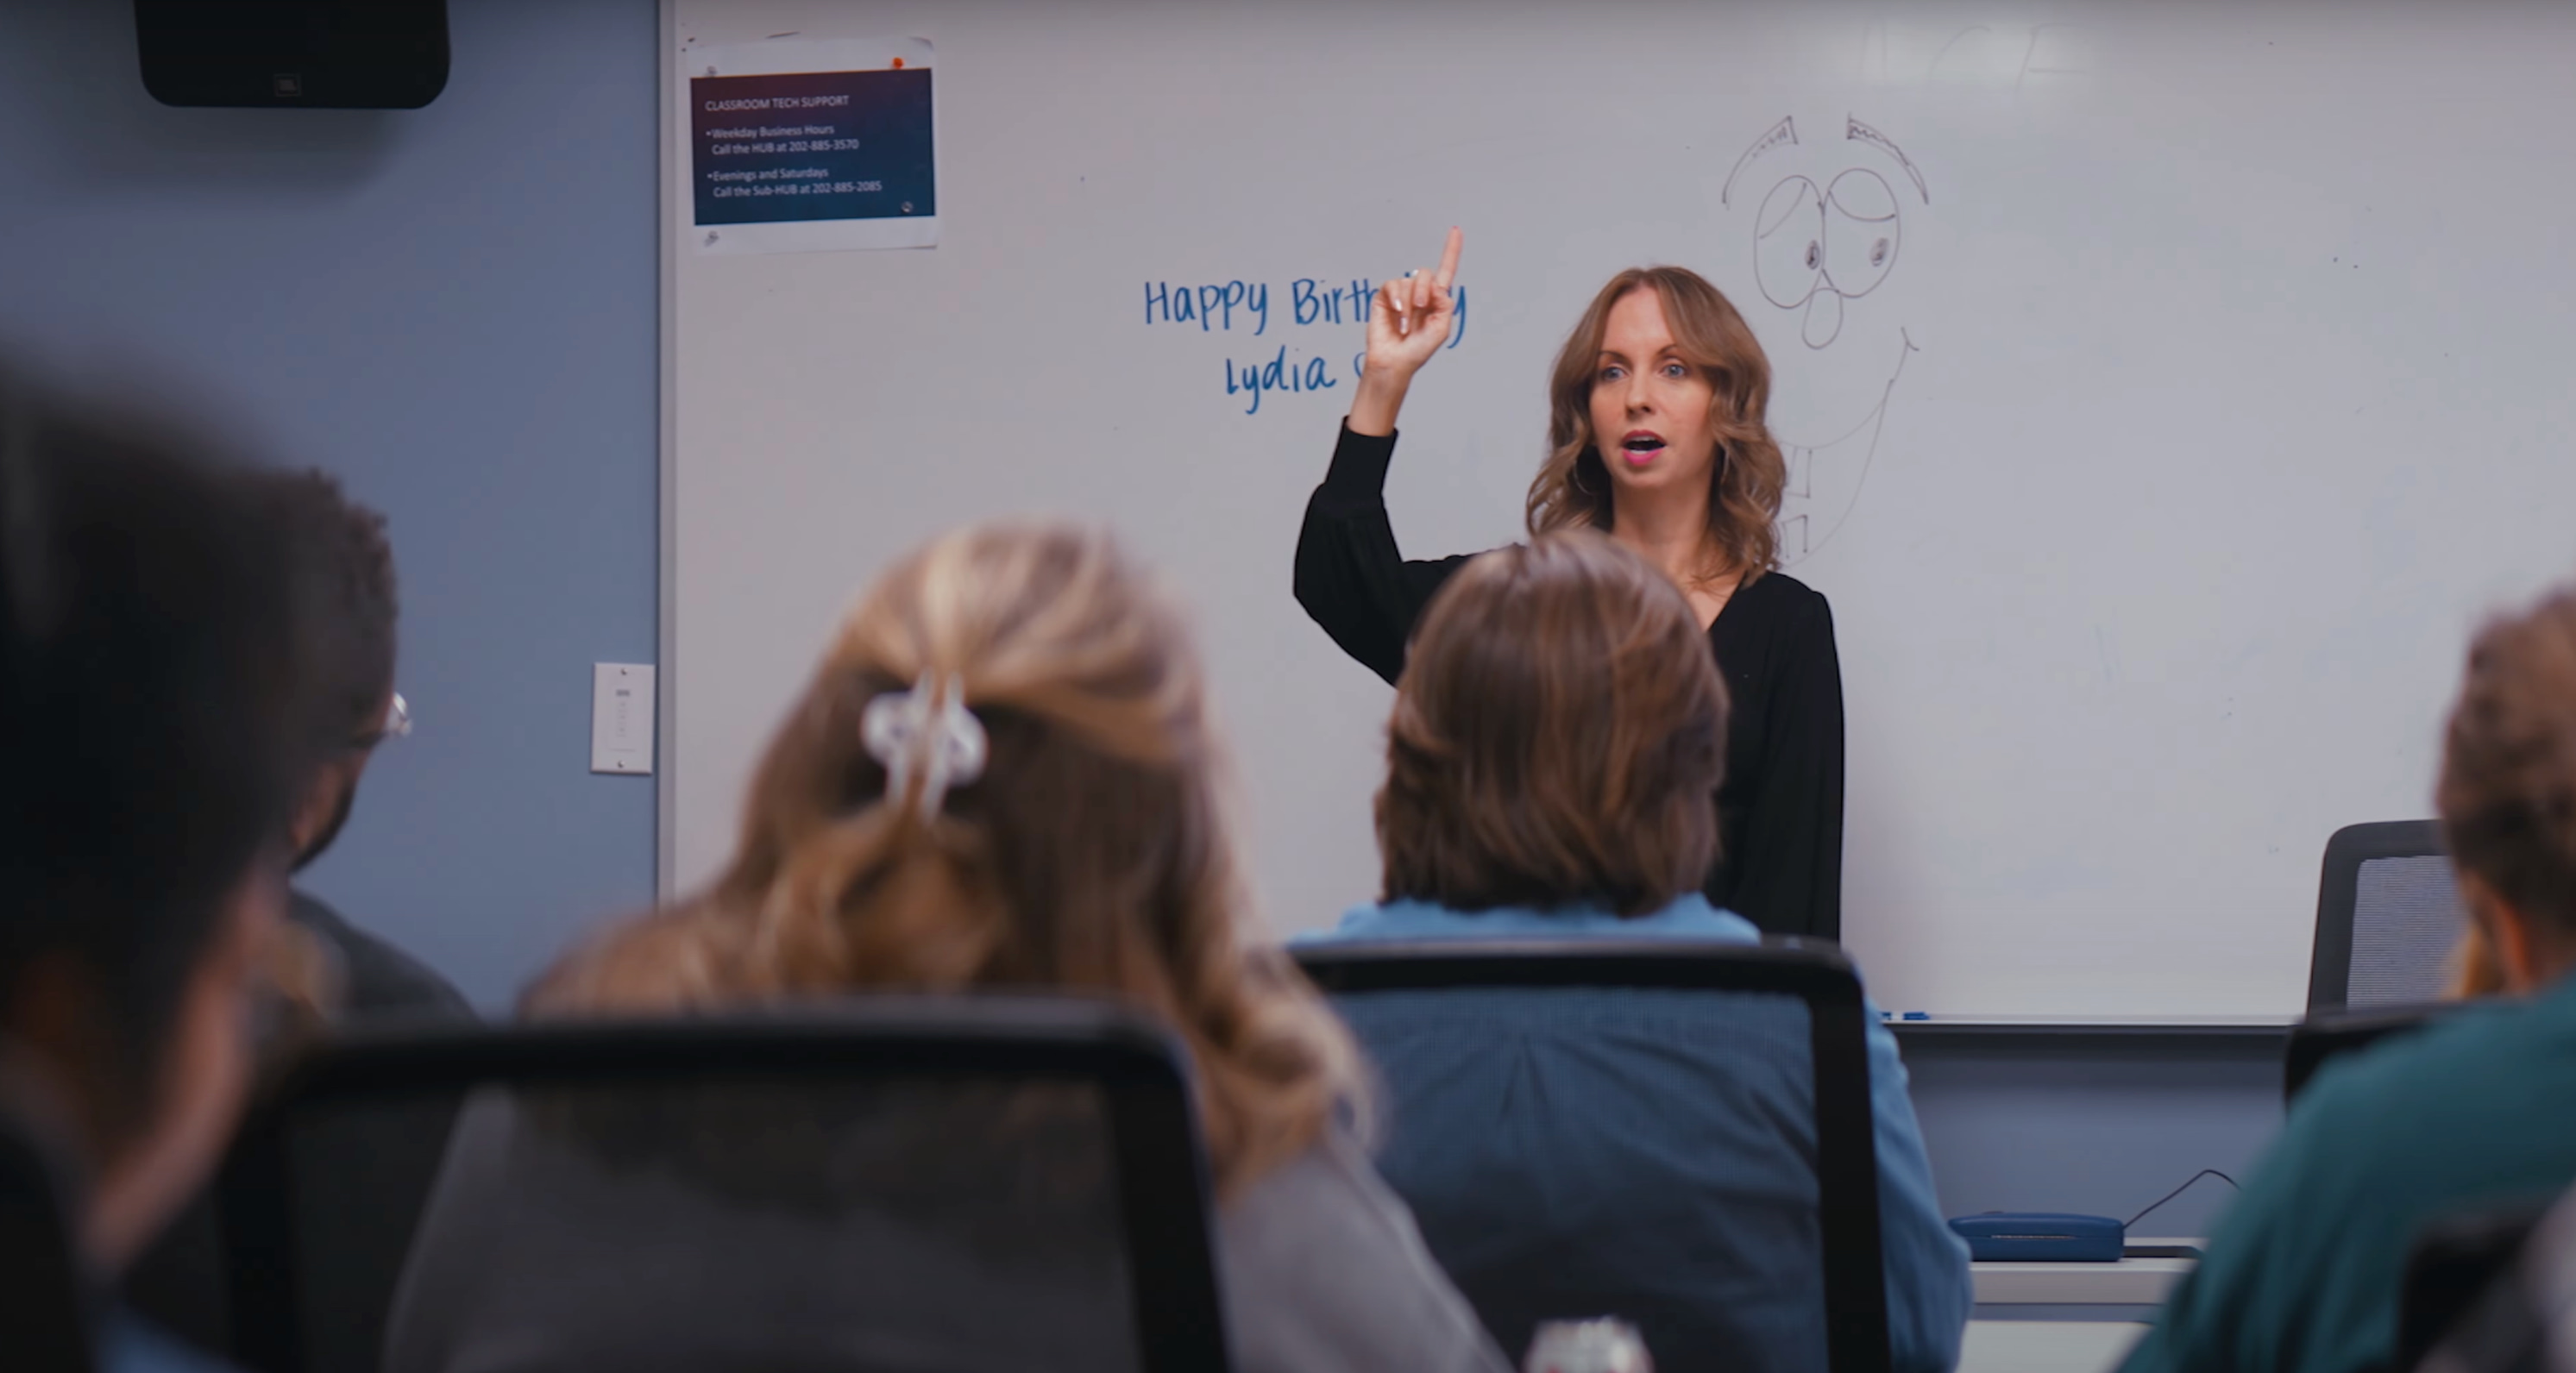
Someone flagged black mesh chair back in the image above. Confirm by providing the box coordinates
[129,1015,467,1365]
[215,997,1228,1373]
[2284,1004,2467,1104]
[2309,821,2468,1012]
[2398,1202,2558,1371]
[0,1081,96,1373]
[2413,1184,2576,1373]
[1292,937,1887,1373]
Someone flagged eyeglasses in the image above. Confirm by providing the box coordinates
[355,692,411,750]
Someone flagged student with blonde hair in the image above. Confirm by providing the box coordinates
[2123,577,2576,1373]
[1305,531,1967,1370]
[387,522,1505,1373]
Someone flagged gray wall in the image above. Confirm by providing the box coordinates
[1906,1032,2285,1238]
[0,0,660,1008]
[0,0,2287,1231]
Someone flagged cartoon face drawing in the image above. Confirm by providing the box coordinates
[1756,169,1901,348]
[1723,116,1929,564]
[1726,115,1927,353]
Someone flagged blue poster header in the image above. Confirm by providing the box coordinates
[689,68,934,228]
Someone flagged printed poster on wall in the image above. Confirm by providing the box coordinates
[684,35,934,254]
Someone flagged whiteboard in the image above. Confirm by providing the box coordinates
[663,0,2576,1019]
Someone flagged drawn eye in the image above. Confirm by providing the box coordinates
[1756,175,1826,311]
[1821,168,1901,298]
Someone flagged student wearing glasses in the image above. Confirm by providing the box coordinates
[248,472,468,1024]
[125,472,468,1364]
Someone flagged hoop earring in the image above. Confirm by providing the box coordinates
[1570,451,1599,499]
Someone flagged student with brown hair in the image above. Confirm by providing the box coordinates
[1296,229,1845,940]
[385,522,1506,1373]
[2122,577,2576,1373]
[1304,532,1965,1370]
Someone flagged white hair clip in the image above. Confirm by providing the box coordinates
[862,671,987,820]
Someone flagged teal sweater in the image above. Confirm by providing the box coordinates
[2121,977,2576,1373]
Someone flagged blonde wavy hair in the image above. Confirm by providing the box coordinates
[1525,266,1789,584]
[531,522,1361,1196]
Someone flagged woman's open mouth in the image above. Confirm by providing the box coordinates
[1620,430,1667,468]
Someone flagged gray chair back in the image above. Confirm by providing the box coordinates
[215,997,1228,1373]
[2309,821,2467,1012]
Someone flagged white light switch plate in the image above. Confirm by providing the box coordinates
[592,663,656,774]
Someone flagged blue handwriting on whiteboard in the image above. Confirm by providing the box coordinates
[1226,348,1338,415]
[1144,280,1271,335]
[1291,279,1377,326]
[1147,279,1467,414]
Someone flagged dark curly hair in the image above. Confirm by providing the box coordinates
[248,469,398,748]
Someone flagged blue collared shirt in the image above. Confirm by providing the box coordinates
[1302,893,1970,1373]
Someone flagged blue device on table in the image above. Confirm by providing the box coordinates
[1947,1212,2126,1262]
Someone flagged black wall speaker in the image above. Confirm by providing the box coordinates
[135,2,449,109]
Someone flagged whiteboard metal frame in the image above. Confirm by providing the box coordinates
[638,0,2338,1003]
[655,0,679,900]
[1888,1017,2297,1038]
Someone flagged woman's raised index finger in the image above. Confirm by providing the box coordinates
[1433,226,1463,290]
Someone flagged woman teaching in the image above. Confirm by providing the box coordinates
[1294,229,1846,940]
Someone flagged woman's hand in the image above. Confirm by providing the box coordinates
[1367,227,1464,376]
[1348,227,1461,436]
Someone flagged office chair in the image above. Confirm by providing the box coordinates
[2397,1201,2559,1371]
[216,997,1229,1373]
[1293,937,1888,1373]
[2309,821,2466,1012]
[2407,1183,2576,1373]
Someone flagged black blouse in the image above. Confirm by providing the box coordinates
[1293,422,1847,940]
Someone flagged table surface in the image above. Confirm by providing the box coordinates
[1971,1256,2196,1305]
[1959,1320,2146,1373]
[1970,1239,2199,1306]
